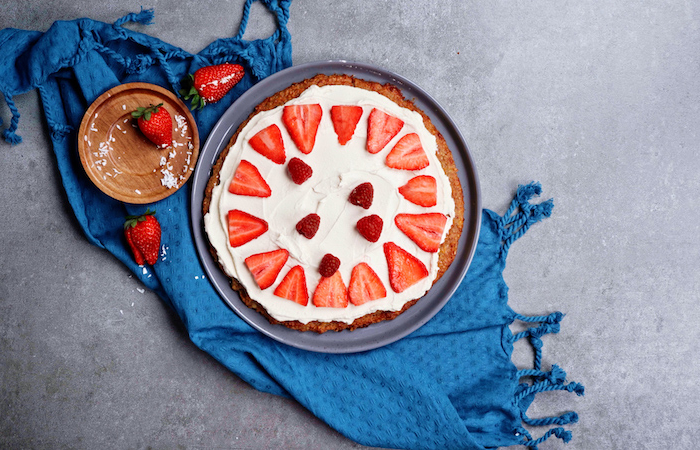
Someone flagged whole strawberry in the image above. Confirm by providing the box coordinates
[124,209,161,266]
[132,103,172,148]
[180,63,245,109]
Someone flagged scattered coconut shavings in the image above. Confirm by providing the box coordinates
[90,123,98,132]
[122,104,126,110]
[135,189,142,195]
[116,124,122,130]
[123,118,129,123]
[169,150,177,159]
[160,156,167,166]
[83,135,88,141]
[160,168,179,189]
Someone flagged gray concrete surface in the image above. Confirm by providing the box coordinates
[1,1,698,449]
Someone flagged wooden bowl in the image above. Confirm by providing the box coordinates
[78,82,200,204]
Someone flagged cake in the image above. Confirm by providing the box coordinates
[203,74,464,333]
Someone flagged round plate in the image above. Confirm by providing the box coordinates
[191,61,481,353]
[78,82,200,204]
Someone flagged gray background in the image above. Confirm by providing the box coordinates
[1,1,698,449]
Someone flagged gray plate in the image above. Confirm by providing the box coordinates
[190,61,481,353]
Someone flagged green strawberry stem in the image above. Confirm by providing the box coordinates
[131,104,163,121]
[124,209,156,229]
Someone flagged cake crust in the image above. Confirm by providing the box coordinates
[203,74,465,333]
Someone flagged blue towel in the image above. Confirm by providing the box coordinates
[0,2,582,448]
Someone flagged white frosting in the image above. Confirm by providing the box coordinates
[204,85,455,324]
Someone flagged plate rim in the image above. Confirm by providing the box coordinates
[190,60,481,353]
[78,82,200,204]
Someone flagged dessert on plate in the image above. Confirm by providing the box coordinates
[203,74,464,333]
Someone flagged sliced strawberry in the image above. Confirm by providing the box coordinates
[227,210,268,247]
[249,124,285,164]
[282,104,322,154]
[330,105,363,145]
[398,175,437,207]
[287,157,313,184]
[394,213,448,253]
[366,108,404,154]
[228,160,272,197]
[274,265,309,306]
[386,133,429,170]
[348,182,374,209]
[312,271,348,308]
[383,242,429,293]
[356,214,383,242]
[244,249,289,290]
[348,263,387,306]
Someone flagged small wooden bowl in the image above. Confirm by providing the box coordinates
[78,82,200,204]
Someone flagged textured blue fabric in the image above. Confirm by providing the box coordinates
[0,3,582,449]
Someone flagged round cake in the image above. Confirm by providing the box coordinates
[203,74,464,333]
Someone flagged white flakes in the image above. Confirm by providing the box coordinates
[120,309,123,315]
[137,288,145,294]
[131,302,134,307]
[122,104,126,110]
[142,267,148,275]
[87,140,92,147]
[135,189,142,195]
[194,276,199,280]
[83,135,88,141]
[169,150,177,159]
[123,118,129,123]
[160,168,178,189]
[187,141,194,150]
[116,124,122,130]
[160,156,167,166]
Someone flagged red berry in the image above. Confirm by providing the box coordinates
[244,249,289,290]
[124,209,161,266]
[366,108,404,154]
[394,213,448,253]
[296,213,320,239]
[132,103,172,148]
[282,104,323,154]
[274,266,309,306]
[319,253,341,278]
[312,271,348,308]
[386,133,429,170]
[356,215,383,242]
[180,63,245,109]
[287,157,313,184]
[348,182,374,209]
[330,105,363,145]
[228,160,271,197]
[227,210,268,247]
[383,242,429,293]
[249,124,286,164]
[398,175,437,207]
[349,263,387,306]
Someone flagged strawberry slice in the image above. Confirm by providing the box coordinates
[227,210,268,247]
[366,108,404,154]
[348,263,387,306]
[312,271,349,308]
[386,133,429,170]
[330,105,363,145]
[398,175,437,207]
[228,160,272,197]
[282,104,322,154]
[274,265,309,306]
[394,213,448,253]
[244,249,289,290]
[249,124,285,164]
[383,242,429,293]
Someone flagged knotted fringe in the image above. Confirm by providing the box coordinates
[510,312,584,449]
[2,92,22,145]
[496,184,583,449]
[497,182,553,258]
